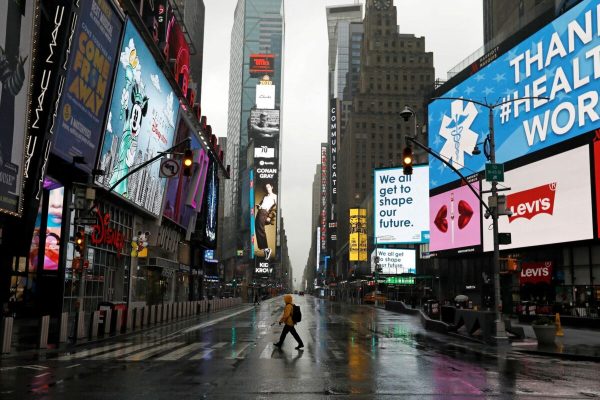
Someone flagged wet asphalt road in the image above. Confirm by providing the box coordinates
[0,295,599,399]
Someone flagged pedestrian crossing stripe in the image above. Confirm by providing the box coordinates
[155,342,206,361]
[55,342,133,361]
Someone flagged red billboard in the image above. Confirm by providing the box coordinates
[249,54,275,76]
[519,262,553,285]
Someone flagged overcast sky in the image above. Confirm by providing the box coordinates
[202,0,483,288]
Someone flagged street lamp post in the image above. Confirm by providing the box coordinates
[402,96,547,341]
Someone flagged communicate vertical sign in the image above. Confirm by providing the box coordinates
[320,144,328,252]
[329,98,338,204]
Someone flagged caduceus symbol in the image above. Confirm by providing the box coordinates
[446,113,468,160]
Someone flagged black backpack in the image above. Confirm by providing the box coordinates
[291,304,302,323]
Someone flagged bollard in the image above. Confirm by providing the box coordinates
[135,308,142,329]
[164,304,169,322]
[115,309,123,333]
[126,308,134,332]
[90,311,100,339]
[104,309,112,335]
[157,305,163,323]
[59,312,69,343]
[38,315,50,349]
[76,311,86,339]
[1,317,13,354]
[150,305,156,325]
[143,306,149,327]
[179,302,183,318]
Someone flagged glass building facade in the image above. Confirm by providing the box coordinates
[223,0,284,265]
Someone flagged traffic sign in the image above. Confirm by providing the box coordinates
[160,158,181,178]
[485,163,504,182]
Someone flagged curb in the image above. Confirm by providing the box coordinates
[514,349,600,362]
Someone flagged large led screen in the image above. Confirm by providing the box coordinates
[370,248,416,275]
[482,146,593,251]
[252,153,278,261]
[428,0,600,190]
[52,0,123,170]
[374,166,430,244]
[430,182,482,252]
[205,162,218,245]
[249,109,280,141]
[96,20,179,216]
[349,208,367,262]
[0,1,35,215]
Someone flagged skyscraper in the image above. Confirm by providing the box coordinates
[336,0,434,274]
[222,0,284,291]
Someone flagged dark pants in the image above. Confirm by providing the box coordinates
[277,324,303,347]
[255,209,269,249]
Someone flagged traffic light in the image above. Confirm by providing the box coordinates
[183,149,194,176]
[75,230,85,255]
[402,146,413,175]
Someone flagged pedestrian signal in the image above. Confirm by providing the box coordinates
[402,147,413,175]
[75,231,85,254]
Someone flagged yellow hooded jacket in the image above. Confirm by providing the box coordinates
[279,294,295,326]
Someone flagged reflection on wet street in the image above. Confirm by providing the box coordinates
[1,296,598,399]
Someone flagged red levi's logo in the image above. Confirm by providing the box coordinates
[520,262,553,285]
[507,183,557,223]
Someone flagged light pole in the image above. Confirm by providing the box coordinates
[402,96,546,341]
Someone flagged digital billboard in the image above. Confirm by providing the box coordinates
[329,98,338,204]
[593,138,600,238]
[252,152,278,261]
[205,161,218,246]
[349,208,367,262]
[370,248,416,275]
[96,20,179,216]
[256,85,275,109]
[0,1,35,215]
[374,166,430,244]
[482,146,593,251]
[320,145,327,252]
[52,0,123,170]
[249,109,280,141]
[249,54,275,76]
[428,0,600,190]
[429,181,482,253]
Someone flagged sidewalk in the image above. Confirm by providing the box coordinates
[1,300,257,359]
[510,318,600,361]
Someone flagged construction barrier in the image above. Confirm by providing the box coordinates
[39,315,50,349]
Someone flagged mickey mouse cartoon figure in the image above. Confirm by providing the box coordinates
[131,231,150,258]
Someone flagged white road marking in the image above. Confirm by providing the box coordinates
[165,306,254,338]
[65,364,80,369]
[121,342,182,361]
[211,342,227,349]
[34,372,50,378]
[90,342,159,360]
[56,342,132,361]
[155,342,206,361]
[259,343,274,358]
[226,343,251,359]
[189,349,214,360]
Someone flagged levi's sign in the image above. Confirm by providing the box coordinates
[520,262,553,285]
[428,0,600,189]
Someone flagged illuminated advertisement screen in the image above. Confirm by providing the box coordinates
[349,208,367,261]
[428,0,600,190]
[44,187,65,271]
[52,0,123,170]
[482,146,593,251]
[252,153,278,261]
[205,161,218,245]
[320,145,327,252]
[370,248,416,275]
[163,119,202,228]
[249,54,275,76]
[374,166,430,244]
[0,1,35,215]
[249,109,280,141]
[256,85,275,109]
[593,139,600,238]
[95,20,179,216]
[429,181,482,253]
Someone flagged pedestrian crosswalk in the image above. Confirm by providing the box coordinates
[50,339,375,363]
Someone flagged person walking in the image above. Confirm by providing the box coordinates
[274,294,303,350]
[254,291,260,305]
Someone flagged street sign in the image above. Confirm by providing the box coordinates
[75,217,97,225]
[485,163,504,182]
[160,158,181,178]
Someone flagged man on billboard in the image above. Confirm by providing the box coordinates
[250,112,279,138]
[255,182,277,260]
